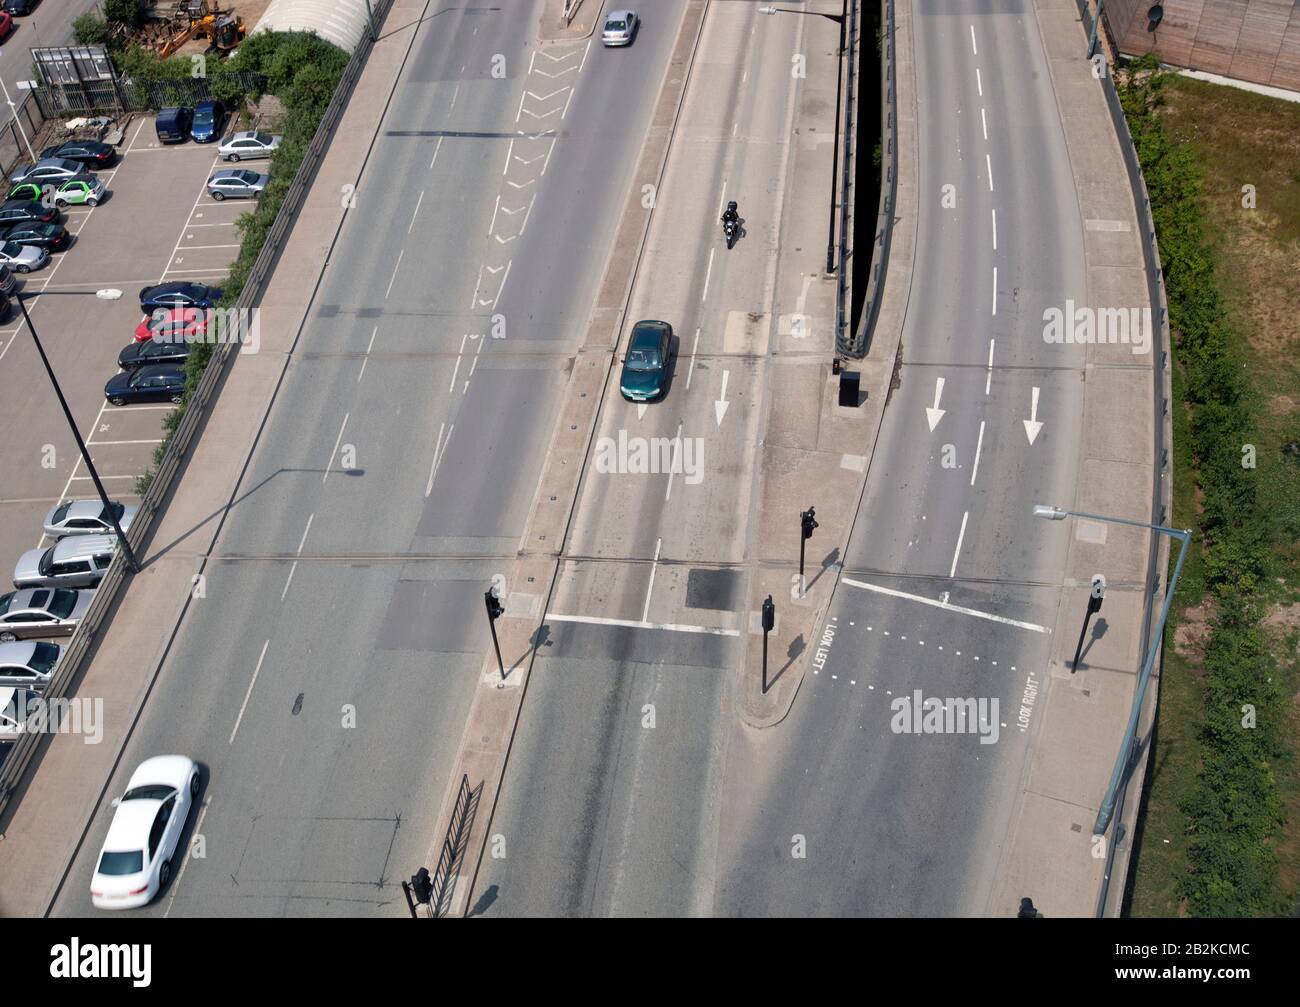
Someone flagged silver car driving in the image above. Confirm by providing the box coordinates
[602,9,639,46]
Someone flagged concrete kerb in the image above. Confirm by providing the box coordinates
[740,0,917,729]
[431,0,713,919]
[538,0,602,42]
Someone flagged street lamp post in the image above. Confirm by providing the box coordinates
[13,287,139,573]
[1034,504,1191,835]
[759,2,849,275]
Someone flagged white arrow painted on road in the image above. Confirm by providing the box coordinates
[715,369,731,426]
[926,377,946,432]
[637,403,648,420]
[1023,386,1043,445]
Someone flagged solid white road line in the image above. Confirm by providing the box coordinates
[991,207,997,249]
[981,106,988,140]
[449,333,468,391]
[409,190,424,233]
[230,639,270,744]
[686,327,701,389]
[642,537,661,624]
[427,423,454,496]
[358,325,377,382]
[665,422,684,500]
[385,249,404,299]
[976,67,983,96]
[281,512,314,601]
[950,510,969,578]
[986,338,995,394]
[970,421,985,487]
[986,152,993,191]
[701,247,715,301]
[547,613,740,637]
[323,413,349,483]
[970,25,978,55]
[992,265,998,315]
[164,794,211,918]
[841,578,1049,633]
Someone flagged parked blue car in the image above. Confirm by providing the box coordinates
[190,100,226,143]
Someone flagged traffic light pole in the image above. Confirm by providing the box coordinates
[484,589,505,677]
[761,594,775,694]
[1072,576,1105,673]
[16,291,139,573]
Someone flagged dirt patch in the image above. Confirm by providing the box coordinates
[1173,602,1215,671]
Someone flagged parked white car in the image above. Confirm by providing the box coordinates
[90,755,201,910]
[218,130,282,162]
[0,687,35,742]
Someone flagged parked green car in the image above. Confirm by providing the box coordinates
[7,174,105,208]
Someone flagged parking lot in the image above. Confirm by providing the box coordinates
[0,114,255,586]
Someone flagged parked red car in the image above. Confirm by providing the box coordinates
[0,14,14,41]
[134,307,208,344]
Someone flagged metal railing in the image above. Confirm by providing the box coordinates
[841,0,895,358]
[1071,0,1174,917]
[0,0,398,820]
[832,0,858,352]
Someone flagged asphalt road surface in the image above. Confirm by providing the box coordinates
[714,3,1090,916]
[51,0,689,916]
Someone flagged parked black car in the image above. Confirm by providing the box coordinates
[0,221,69,252]
[2,0,40,15]
[105,365,186,406]
[39,140,115,169]
[117,338,192,371]
[139,281,224,312]
[0,199,57,227]
[155,107,193,144]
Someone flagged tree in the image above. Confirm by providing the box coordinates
[72,13,110,46]
[104,0,144,29]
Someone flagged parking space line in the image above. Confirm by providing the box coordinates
[176,244,241,251]
[86,439,163,446]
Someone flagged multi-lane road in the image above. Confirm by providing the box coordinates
[39,0,1126,917]
[51,0,691,915]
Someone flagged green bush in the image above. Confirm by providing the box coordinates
[136,31,350,492]
[1116,55,1285,916]
[72,13,109,46]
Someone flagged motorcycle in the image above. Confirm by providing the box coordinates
[723,216,738,249]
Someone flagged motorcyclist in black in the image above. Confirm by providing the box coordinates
[721,200,739,228]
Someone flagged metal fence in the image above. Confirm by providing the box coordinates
[841,0,896,358]
[0,95,48,180]
[0,1,397,821]
[833,0,859,353]
[31,71,270,119]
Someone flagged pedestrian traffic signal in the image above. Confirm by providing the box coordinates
[801,507,818,540]
[485,589,504,621]
[762,594,775,633]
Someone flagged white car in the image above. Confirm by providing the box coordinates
[0,687,35,742]
[218,130,282,162]
[90,755,201,910]
[0,238,48,273]
[602,9,639,46]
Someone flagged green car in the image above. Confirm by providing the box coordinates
[7,175,105,208]
[620,320,673,402]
